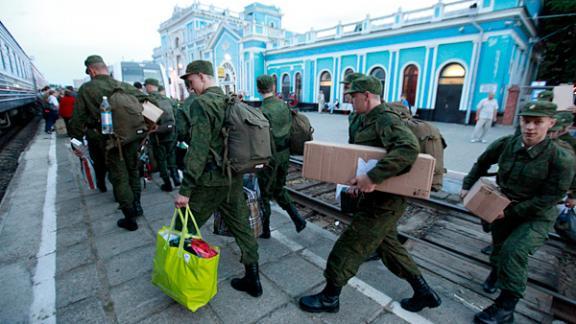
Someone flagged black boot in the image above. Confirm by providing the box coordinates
[231,263,263,297]
[260,213,271,239]
[364,251,380,262]
[117,207,138,231]
[482,269,498,294]
[287,204,306,233]
[299,281,341,313]
[400,275,442,312]
[474,290,518,324]
[160,177,173,192]
[133,193,144,217]
[170,168,181,187]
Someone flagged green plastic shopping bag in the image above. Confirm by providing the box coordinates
[151,206,220,311]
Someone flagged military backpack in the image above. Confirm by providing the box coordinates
[386,102,447,191]
[108,87,148,146]
[289,110,314,155]
[152,95,176,142]
[223,95,272,174]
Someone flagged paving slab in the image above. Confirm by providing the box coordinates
[95,228,155,260]
[261,254,325,298]
[255,303,319,324]
[138,303,220,324]
[56,241,95,275]
[56,296,108,324]
[104,244,155,287]
[0,262,33,323]
[210,275,291,323]
[109,273,174,324]
[55,264,100,308]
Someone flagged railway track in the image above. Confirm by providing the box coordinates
[0,116,40,203]
[287,158,576,323]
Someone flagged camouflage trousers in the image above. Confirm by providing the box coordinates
[490,216,551,298]
[105,141,141,209]
[175,176,259,265]
[152,139,176,181]
[325,193,421,287]
[257,150,295,223]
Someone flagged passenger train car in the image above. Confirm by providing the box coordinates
[0,21,46,133]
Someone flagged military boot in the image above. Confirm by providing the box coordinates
[482,269,498,294]
[160,177,173,192]
[474,290,518,324]
[170,168,181,187]
[400,275,442,312]
[117,207,138,231]
[299,281,341,313]
[133,193,144,217]
[287,204,306,233]
[260,214,271,239]
[231,263,263,297]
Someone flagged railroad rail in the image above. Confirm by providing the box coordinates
[287,158,576,323]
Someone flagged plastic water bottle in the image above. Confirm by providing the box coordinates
[100,96,113,134]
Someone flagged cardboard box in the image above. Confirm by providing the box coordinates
[142,101,164,123]
[302,141,435,199]
[463,177,511,223]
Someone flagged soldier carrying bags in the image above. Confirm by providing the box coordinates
[174,60,262,297]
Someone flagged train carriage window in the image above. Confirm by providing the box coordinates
[0,41,5,70]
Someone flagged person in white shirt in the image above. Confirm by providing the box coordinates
[45,90,60,134]
[471,92,498,143]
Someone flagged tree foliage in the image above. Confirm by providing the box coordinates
[536,0,576,85]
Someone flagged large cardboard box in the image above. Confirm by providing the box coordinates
[142,101,164,123]
[302,141,435,199]
[463,177,511,223]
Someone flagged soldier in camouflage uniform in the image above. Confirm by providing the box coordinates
[174,60,262,297]
[255,75,306,238]
[549,111,576,209]
[174,82,197,171]
[341,73,365,144]
[299,76,442,314]
[462,101,575,324]
[69,55,148,231]
[144,78,179,191]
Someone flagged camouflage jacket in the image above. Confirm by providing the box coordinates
[261,96,291,153]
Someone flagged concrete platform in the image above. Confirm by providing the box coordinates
[0,124,512,323]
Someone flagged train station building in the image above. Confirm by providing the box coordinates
[154,0,542,124]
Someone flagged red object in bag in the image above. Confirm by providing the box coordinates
[189,239,218,258]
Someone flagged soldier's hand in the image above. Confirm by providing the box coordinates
[495,212,505,220]
[174,194,189,209]
[565,198,576,209]
[459,190,469,200]
[349,175,376,193]
[148,124,158,133]
[347,186,360,197]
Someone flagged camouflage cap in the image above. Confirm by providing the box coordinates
[84,55,105,67]
[345,76,382,96]
[519,101,557,117]
[256,75,275,92]
[550,111,574,131]
[340,72,365,85]
[537,90,553,102]
[180,60,214,79]
[144,78,160,87]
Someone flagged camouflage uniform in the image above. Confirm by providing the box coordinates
[178,85,258,265]
[256,75,306,235]
[69,66,147,212]
[463,101,575,299]
[325,103,423,286]
[147,87,177,190]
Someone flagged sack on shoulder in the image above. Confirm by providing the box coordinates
[223,96,271,174]
[154,96,176,136]
[109,88,148,145]
[289,110,314,155]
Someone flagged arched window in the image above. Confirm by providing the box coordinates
[271,74,278,94]
[319,71,332,105]
[175,37,180,48]
[439,63,465,85]
[402,64,419,107]
[295,73,302,102]
[282,74,291,100]
[369,67,386,99]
